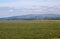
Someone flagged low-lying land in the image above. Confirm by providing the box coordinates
[0,20,60,39]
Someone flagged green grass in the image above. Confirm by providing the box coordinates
[0,20,60,39]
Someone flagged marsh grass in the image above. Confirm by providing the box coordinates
[0,20,60,39]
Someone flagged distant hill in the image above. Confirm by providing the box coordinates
[0,14,60,21]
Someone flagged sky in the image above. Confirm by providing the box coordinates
[0,0,60,18]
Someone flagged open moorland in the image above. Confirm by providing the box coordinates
[0,20,60,39]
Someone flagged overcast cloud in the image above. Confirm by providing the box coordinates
[0,0,60,18]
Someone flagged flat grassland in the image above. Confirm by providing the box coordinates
[0,20,60,39]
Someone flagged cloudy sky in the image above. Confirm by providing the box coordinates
[0,0,60,18]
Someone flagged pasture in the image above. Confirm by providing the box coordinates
[0,20,60,39]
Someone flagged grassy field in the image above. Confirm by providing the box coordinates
[0,20,60,39]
